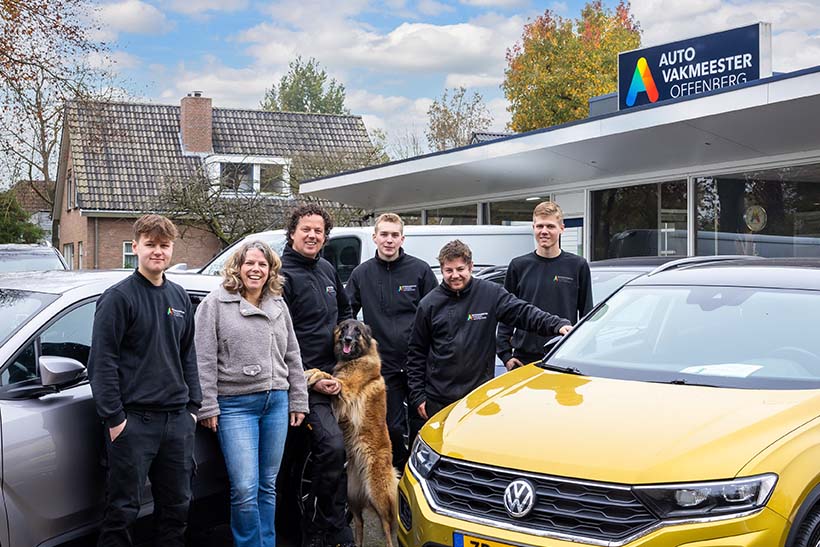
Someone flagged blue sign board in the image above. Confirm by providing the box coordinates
[618,23,771,110]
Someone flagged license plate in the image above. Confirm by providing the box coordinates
[453,531,516,547]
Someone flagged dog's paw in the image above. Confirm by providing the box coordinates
[304,368,333,387]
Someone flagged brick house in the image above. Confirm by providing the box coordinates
[53,92,374,270]
[10,180,53,243]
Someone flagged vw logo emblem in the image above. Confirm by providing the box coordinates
[503,479,536,518]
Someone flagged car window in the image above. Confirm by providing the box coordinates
[322,236,361,284]
[552,285,820,388]
[0,252,66,272]
[201,234,288,276]
[2,300,95,386]
[0,289,57,346]
[590,270,645,304]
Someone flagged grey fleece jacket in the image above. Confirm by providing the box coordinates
[195,286,309,419]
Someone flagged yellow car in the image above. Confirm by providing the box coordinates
[400,257,820,547]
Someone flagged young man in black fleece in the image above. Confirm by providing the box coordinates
[279,204,354,547]
[88,214,201,547]
[346,213,437,470]
[497,201,592,370]
[407,240,572,421]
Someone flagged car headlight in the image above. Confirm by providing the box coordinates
[634,473,777,519]
[409,437,440,479]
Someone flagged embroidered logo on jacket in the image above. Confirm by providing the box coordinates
[325,285,336,295]
[398,285,417,293]
[467,312,488,321]
[553,275,575,284]
[167,307,186,317]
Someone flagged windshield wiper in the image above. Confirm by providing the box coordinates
[538,360,584,375]
[661,377,718,388]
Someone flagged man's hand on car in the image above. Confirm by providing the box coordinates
[505,357,524,371]
[109,420,126,442]
[559,325,572,336]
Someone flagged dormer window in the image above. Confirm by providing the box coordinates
[208,156,291,196]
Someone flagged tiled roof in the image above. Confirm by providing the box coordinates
[65,100,374,211]
[11,180,52,214]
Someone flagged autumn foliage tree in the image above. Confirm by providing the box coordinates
[503,0,640,132]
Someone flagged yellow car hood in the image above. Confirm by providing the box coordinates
[425,366,820,484]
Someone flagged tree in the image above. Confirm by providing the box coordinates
[425,87,492,151]
[0,190,44,243]
[503,0,640,132]
[260,57,348,115]
[1,0,99,89]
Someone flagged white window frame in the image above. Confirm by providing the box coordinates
[77,241,83,270]
[123,241,137,269]
[204,155,292,197]
[62,243,74,270]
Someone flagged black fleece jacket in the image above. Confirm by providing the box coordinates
[346,249,437,375]
[281,244,352,374]
[88,271,201,428]
[406,277,571,409]
[497,251,592,364]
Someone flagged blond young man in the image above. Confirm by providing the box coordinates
[88,214,201,547]
[345,213,437,469]
[497,201,592,369]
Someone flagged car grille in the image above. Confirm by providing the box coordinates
[425,458,659,543]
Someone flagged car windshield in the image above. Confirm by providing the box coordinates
[0,253,65,272]
[590,270,645,304]
[0,289,58,345]
[549,285,820,389]
[200,234,288,276]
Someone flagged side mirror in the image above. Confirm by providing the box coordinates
[39,356,87,387]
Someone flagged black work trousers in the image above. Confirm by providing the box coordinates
[384,370,425,471]
[98,409,196,547]
[301,397,353,543]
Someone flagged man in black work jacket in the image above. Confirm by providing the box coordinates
[346,213,437,470]
[280,203,354,547]
[497,201,593,369]
[88,214,201,547]
[407,240,572,421]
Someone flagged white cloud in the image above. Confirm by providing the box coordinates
[486,97,511,132]
[444,72,504,88]
[97,0,173,40]
[417,0,455,16]
[87,50,142,71]
[631,0,820,72]
[158,59,279,109]
[459,0,528,7]
[165,0,248,15]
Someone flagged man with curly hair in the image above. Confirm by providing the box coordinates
[279,204,354,547]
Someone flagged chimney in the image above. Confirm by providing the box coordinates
[180,91,213,154]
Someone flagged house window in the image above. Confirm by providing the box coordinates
[66,169,74,210]
[77,241,83,270]
[260,164,289,194]
[220,163,254,192]
[123,242,137,269]
[62,243,74,270]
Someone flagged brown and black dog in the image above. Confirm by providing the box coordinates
[305,319,397,547]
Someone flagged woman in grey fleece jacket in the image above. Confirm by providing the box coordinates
[195,240,308,547]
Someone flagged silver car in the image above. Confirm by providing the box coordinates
[0,270,227,546]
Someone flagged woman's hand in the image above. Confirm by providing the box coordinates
[290,412,305,427]
[199,416,218,432]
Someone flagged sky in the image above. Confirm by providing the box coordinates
[91,0,820,154]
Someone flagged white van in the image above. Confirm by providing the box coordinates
[193,225,535,282]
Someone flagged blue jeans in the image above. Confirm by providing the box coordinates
[217,390,289,547]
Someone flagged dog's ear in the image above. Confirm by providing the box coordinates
[333,323,342,342]
[359,321,373,344]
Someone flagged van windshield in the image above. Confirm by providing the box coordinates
[200,234,288,276]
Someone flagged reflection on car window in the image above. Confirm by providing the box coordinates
[0,253,65,272]
[590,271,644,304]
[0,289,57,346]
[552,285,820,387]
[2,301,96,386]
[201,234,288,276]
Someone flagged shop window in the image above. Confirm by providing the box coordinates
[426,204,477,225]
[696,163,820,257]
[591,181,687,260]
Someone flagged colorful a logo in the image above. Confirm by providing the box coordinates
[167,307,173,316]
[626,57,659,107]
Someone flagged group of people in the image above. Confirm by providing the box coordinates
[86,200,591,547]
